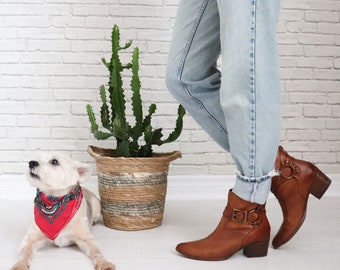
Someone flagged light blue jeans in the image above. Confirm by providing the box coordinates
[166,0,281,204]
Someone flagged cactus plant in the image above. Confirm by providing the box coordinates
[86,25,185,157]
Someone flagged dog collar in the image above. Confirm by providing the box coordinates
[34,184,83,240]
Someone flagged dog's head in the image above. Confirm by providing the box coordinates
[26,152,91,192]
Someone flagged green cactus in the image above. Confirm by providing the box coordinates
[86,25,185,157]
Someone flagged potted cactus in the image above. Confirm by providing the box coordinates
[86,25,185,231]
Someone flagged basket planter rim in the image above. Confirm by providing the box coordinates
[87,145,182,163]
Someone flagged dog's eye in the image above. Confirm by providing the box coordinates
[50,159,59,166]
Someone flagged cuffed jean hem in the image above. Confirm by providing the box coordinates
[233,170,278,204]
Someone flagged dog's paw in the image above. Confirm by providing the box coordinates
[11,261,29,270]
[95,260,115,270]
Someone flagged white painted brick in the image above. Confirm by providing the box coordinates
[72,5,109,16]
[48,76,86,88]
[51,16,85,28]
[305,11,339,22]
[298,34,334,45]
[331,106,340,117]
[24,101,71,115]
[284,80,318,92]
[28,40,70,52]
[22,52,62,64]
[17,28,65,39]
[0,40,26,51]
[4,16,49,27]
[70,40,107,52]
[0,0,339,175]
[287,130,320,141]
[65,29,104,40]
[296,57,333,69]
[54,89,96,101]
[279,44,304,56]
[280,68,313,80]
[289,93,327,104]
[321,130,340,141]
[62,53,102,64]
[0,89,7,100]
[303,105,332,117]
[304,45,340,57]
[328,93,340,105]
[281,104,303,117]
[7,127,50,139]
[39,4,72,15]
[314,69,340,80]
[8,89,52,100]
[51,127,89,139]
[20,76,49,89]
[0,128,6,138]
[286,22,317,33]
[326,119,340,129]
[317,23,340,35]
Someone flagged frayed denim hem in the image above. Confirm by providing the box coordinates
[236,169,278,183]
[233,170,278,204]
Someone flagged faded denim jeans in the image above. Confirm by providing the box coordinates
[166,0,281,204]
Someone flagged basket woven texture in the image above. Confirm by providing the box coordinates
[88,145,181,231]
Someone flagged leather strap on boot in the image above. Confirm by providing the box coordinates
[223,204,265,228]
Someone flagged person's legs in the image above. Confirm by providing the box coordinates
[167,0,281,205]
[167,0,281,260]
[166,0,230,152]
[217,0,281,204]
[167,1,332,256]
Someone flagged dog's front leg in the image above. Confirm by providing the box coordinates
[74,235,115,270]
[11,226,47,270]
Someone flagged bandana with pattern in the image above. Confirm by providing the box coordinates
[34,184,83,240]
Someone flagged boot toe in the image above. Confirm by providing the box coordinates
[175,242,199,259]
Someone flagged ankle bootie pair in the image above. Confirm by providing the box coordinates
[176,146,331,260]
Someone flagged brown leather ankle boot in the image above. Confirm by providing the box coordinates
[271,146,332,249]
[176,191,270,260]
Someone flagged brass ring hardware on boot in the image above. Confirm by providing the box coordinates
[231,209,261,225]
[278,160,301,180]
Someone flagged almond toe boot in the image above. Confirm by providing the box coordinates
[176,191,270,261]
[271,146,332,249]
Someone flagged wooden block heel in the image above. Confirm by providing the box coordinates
[243,240,269,258]
[310,168,332,199]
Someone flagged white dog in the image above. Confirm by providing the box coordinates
[11,153,115,270]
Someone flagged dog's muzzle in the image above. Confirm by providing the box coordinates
[29,160,40,179]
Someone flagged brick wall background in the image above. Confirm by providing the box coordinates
[0,0,339,175]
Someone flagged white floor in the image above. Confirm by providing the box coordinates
[1,194,340,270]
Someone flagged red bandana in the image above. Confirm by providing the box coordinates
[34,184,83,240]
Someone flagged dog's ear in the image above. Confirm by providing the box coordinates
[76,162,92,183]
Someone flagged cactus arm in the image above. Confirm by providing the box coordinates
[86,104,112,140]
[99,85,111,131]
[142,103,156,130]
[101,57,109,69]
[160,104,186,144]
[131,47,143,141]
[119,40,133,50]
[86,104,98,133]
[108,26,129,142]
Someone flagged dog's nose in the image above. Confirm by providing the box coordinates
[29,160,39,169]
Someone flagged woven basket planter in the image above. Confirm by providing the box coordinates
[88,145,181,231]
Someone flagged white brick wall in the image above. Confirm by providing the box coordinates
[0,0,339,175]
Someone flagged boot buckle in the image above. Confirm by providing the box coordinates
[232,209,261,225]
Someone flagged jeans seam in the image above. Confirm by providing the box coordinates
[249,0,257,177]
[176,0,228,135]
